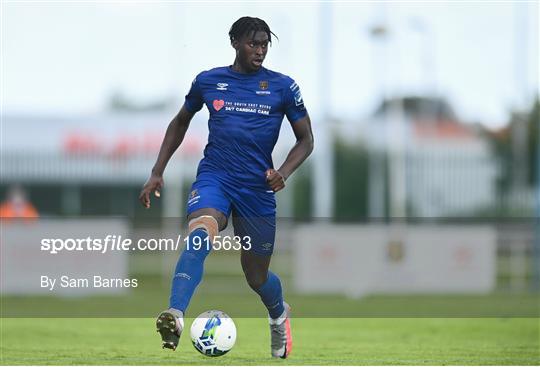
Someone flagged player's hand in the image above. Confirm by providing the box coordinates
[265,169,286,192]
[139,174,164,209]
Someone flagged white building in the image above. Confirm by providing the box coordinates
[364,97,498,217]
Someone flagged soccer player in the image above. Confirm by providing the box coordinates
[139,16,313,359]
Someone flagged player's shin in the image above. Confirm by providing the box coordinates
[254,271,285,319]
[169,228,212,313]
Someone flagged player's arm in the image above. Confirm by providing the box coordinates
[266,114,314,192]
[139,105,195,208]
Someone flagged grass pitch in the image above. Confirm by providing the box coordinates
[1,317,538,365]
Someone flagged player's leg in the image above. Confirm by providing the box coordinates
[240,246,283,318]
[169,208,228,312]
[231,188,292,359]
[157,180,230,350]
[158,208,227,350]
[238,235,292,359]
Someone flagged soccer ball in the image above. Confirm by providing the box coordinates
[190,310,236,357]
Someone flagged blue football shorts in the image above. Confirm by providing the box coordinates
[186,174,276,256]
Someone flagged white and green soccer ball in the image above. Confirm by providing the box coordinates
[190,310,236,357]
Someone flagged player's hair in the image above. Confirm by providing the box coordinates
[229,16,278,44]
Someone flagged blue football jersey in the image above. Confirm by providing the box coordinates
[184,66,307,189]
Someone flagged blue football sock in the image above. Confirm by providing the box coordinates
[169,228,211,313]
[255,271,285,319]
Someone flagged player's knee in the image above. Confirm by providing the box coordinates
[188,215,219,243]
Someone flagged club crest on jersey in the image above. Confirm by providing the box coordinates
[256,80,271,95]
[216,83,228,91]
[187,189,200,206]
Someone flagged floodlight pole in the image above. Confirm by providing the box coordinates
[368,24,388,220]
[511,3,529,202]
[313,1,334,219]
[513,2,538,290]
[369,17,407,223]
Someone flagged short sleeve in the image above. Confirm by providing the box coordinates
[283,78,307,123]
[184,74,204,113]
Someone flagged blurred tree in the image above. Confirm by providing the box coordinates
[487,124,512,196]
[292,164,313,221]
[487,97,539,197]
[108,91,174,112]
[527,98,539,187]
[373,96,457,122]
[291,139,372,221]
[333,138,369,221]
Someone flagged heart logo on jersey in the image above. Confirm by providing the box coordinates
[213,99,224,111]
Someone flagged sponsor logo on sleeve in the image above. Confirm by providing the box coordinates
[289,82,304,106]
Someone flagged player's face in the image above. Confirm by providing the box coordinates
[235,31,269,72]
